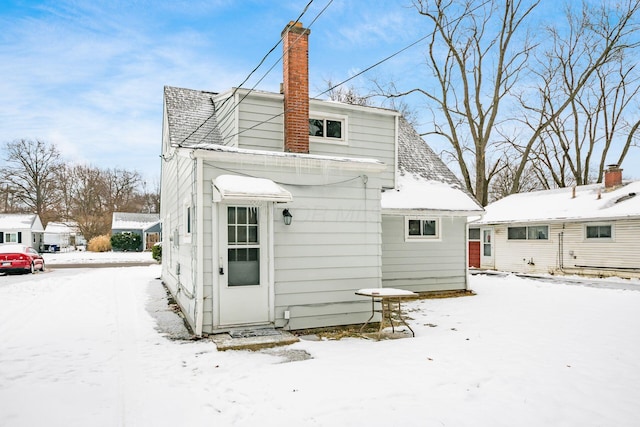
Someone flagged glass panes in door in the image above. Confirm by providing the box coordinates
[227,207,260,286]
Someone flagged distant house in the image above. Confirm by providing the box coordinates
[471,165,640,278]
[43,221,86,251]
[0,213,44,250]
[159,22,483,336]
[111,212,161,251]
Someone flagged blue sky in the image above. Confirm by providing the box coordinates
[0,0,426,184]
[1,0,637,186]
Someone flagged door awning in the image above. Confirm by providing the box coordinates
[212,175,293,202]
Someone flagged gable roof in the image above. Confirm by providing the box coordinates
[44,222,81,234]
[476,181,640,224]
[112,212,160,230]
[164,86,223,148]
[0,214,41,230]
[381,117,484,215]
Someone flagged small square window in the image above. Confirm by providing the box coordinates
[468,228,480,240]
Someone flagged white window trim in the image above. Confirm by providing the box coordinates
[309,111,348,145]
[584,223,614,241]
[183,201,192,243]
[5,232,18,243]
[404,216,441,242]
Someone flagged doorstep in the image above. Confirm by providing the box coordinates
[211,328,299,351]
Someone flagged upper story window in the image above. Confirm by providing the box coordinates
[508,225,548,240]
[586,224,612,239]
[406,217,440,241]
[309,112,347,144]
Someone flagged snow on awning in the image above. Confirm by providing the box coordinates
[212,175,293,203]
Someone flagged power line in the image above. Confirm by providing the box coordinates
[218,32,430,143]
[177,0,315,146]
[199,0,334,146]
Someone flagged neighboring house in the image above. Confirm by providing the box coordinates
[0,213,44,250]
[160,22,483,336]
[471,165,640,278]
[111,212,161,251]
[43,221,86,251]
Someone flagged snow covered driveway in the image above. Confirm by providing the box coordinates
[1,266,639,426]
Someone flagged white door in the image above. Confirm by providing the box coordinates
[481,227,494,269]
[218,204,271,326]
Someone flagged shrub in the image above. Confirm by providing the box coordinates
[110,232,142,252]
[151,243,162,263]
[88,235,112,252]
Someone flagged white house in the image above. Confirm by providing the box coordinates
[472,165,640,278]
[43,221,86,251]
[0,213,44,250]
[160,22,483,336]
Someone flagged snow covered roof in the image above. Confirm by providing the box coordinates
[476,181,640,224]
[0,214,39,230]
[112,212,160,230]
[381,117,484,215]
[44,222,80,234]
[164,86,222,147]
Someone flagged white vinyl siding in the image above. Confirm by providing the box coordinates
[202,158,382,332]
[233,93,398,189]
[485,219,640,278]
[382,215,468,292]
[236,93,284,152]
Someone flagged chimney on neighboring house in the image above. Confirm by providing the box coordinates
[604,164,623,190]
[282,21,310,154]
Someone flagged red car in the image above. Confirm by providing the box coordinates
[0,244,45,274]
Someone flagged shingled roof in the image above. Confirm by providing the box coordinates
[380,117,483,214]
[164,86,223,147]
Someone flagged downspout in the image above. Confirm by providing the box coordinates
[195,156,204,336]
[464,221,470,289]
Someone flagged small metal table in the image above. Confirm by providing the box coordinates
[356,288,417,340]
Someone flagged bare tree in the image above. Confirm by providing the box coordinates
[69,165,111,241]
[511,0,640,193]
[1,139,63,224]
[383,0,539,206]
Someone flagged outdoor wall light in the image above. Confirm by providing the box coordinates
[282,209,293,226]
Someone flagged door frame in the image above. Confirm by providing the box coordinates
[213,202,275,329]
[480,227,495,269]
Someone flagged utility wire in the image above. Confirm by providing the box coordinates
[202,0,334,145]
[177,0,315,146]
[218,32,430,143]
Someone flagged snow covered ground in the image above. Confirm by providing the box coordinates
[42,250,154,265]
[1,256,639,426]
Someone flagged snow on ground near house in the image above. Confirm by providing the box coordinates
[1,266,639,426]
[42,250,154,264]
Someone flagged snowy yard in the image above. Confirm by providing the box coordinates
[1,256,639,426]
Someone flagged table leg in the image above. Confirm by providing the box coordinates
[359,296,376,334]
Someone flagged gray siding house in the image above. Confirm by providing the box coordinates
[0,214,44,250]
[160,22,483,336]
[111,212,161,251]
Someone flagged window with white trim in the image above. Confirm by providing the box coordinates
[5,232,18,243]
[406,217,440,241]
[309,113,347,143]
[507,225,548,240]
[586,224,612,239]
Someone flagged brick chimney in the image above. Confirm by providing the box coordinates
[604,164,623,190]
[282,21,310,153]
